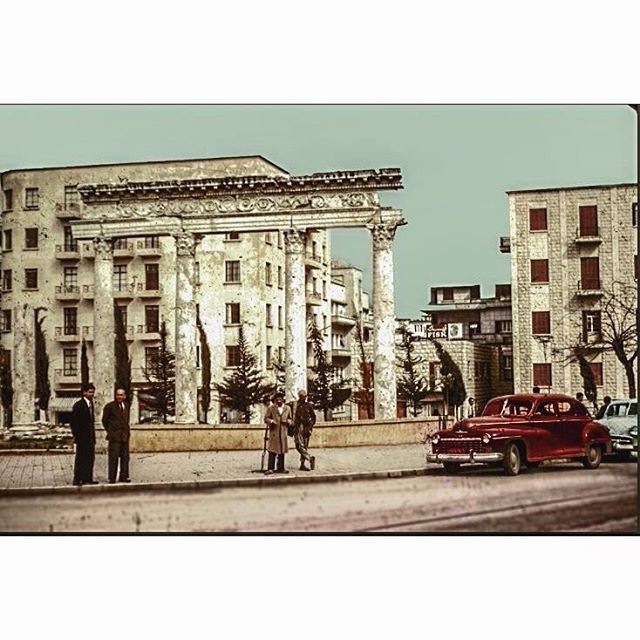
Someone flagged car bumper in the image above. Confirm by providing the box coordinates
[427,452,504,464]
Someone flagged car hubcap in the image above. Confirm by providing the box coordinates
[510,447,519,471]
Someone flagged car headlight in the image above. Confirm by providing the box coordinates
[431,434,440,445]
[482,433,492,444]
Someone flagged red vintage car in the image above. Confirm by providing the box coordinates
[427,393,612,476]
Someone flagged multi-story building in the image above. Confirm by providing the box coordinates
[505,182,637,398]
[0,155,340,427]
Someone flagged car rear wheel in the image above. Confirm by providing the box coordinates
[442,462,460,474]
[582,444,602,469]
[503,442,522,476]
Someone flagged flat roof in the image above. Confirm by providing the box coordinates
[506,182,637,195]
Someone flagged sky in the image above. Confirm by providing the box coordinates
[0,105,636,317]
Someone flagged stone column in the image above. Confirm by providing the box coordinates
[11,303,36,430]
[370,222,399,420]
[93,236,115,425]
[174,232,198,424]
[284,227,307,401]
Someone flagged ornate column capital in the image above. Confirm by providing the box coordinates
[284,227,307,254]
[174,231,198,258]
[369,222,398,251]
[93,235,113,259]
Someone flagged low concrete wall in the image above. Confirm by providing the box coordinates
[128,417,451,453]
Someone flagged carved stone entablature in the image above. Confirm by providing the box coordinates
[93,236,113,259]
[369,222,400,251]
[283,228,307,254]
[174,232,198,258]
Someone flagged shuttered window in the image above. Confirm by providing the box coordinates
[530,259,549,283]
[590,362,603,387]
[529,208,547,231]
[579,205,598,236]
[580,257,600,289]
[532,311,551,335]
[533,363,552,387]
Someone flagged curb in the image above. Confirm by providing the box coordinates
[0,467,430,498]
[0,449,73,456]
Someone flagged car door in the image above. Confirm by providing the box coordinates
[530,400,563,458]
[557,400,587,454]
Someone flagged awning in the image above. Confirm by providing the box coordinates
[48,397,77,412]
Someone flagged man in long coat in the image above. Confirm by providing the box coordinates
[263,391,292,474]
[101,387,131,483]
[291,389,316,471]
[70,383,98,485]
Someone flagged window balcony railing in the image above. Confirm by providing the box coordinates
[305,291,323,306]
[136,240,162,256]
[55,326,80,341]
[54,369,80,383]
[55,244,80,259]
[113,283,136,298]
[55,285,81,300]
[305,252,323,269]
[55,202,81,219]
[113,242,135,258]
[137,324,161,340]
[137,282,163,297]
[576,226,601,242]
[576,280,603,296]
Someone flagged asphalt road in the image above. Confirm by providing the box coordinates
[0,460,636,533]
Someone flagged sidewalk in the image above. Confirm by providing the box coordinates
[0,444,428,494]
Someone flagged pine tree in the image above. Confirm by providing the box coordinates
[114,303,131,400]
[34,308,51,417]
[215,325,274,423]
[431,340,466,416]
[397,325,429,417]
[80,339,90,388]
[308,322,351,421]
[196,310,212,423]
[143,320,176,423]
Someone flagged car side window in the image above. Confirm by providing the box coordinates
[629,403,637,416]
[535,402,557,416]
[557,401,575,416]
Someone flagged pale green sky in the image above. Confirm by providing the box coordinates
[0,106,636,316]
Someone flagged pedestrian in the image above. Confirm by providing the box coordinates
[101,387,131,484]
[463,396,476,419]
[596,395,612,420]
[263,391,292,474]
[291,389,316,471]
[70,383,98,486]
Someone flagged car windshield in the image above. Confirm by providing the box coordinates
[483,398,533,417]
[628,402,637,416]
[607,403,629,417]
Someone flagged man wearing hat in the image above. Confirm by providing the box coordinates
[291,389,316,471]
[263,391,293,474]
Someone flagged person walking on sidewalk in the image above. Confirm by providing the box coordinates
[102,388,131,484]
[264,391,292,475]
[291,389,316,471]
[70,383,98,486]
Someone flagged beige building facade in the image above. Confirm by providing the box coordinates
[506,182,638,399]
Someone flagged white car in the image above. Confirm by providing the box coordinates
[597,399,638,460]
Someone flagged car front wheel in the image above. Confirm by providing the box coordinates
[503,442,522,476]
[582,444,602,469]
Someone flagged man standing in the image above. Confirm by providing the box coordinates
[263,391,292,474]
[291,389,316,471]
[70,383,98,486]
[596,395,612,420]
[463,396,476,419]
[102,388,131,483]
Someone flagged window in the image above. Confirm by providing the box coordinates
[225,260,241,283]
[442,288,454,301]
[633,202,638,227]
[113,265,128,291]
[194,262,200,286]
[63,348,78,376]
[278,347,285,364]
[322,243,327,262]
[582,310,602,341]
[1,310,11,332]
[145,347,159,374]
[196,345,201,368]
[24,268,38,289]
[266,303,273,327]
[63,226,77,251]
[535,401,557,416]
[63,266,78,289]
[225,303,240,325]
[266,345,272,368]
[580,257,600,289]
[265,262,272,286]
[145,236,160,249]
[529,208,547,231]
[25,188,39,209]
[25,228,39,249]
[113,238,129,250]
[2,269,12,291]
[226,345,241,367]
[3,189,13,210]
[277,232,283,249]
[469,322,480,338]
[474,361,490,381]
[500,354,513,382]
[530,259,549,283]
[590,362,603,387]
[533,363,552,387]
[495,319,512,334]
[532,311,551,335]
[265,232,273,244]
[224,232,240,241]
[322,280,327,300]
[145,263,160,290]
[363,327,371,342]
[3,229,12,251]
[579,205,598,236]
[278,305,283,329]
[116,305,128,329]
[63,307,77,335]
[312,277,318,294]
[429,361,441,382]
[64,186,80,210]
[277,265,283,288]
[145,305,159,332]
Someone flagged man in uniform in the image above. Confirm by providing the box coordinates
[70,383,98,486]
[291,389,316,471]
[101,387,132,483]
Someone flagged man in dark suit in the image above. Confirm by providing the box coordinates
[102,387,131,483]
[70,383,98,486]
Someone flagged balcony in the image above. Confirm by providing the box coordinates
[136,240,162,257]
[499,236,511,253]
[54,369,81,384]
[305,291,323,306]
[331,347,351,360]
[54,327,80,342]
[137,282,163,298]
[55,244,80,260]
[136,325,161,340]
[305,252,323,269]
[576,280,603,297]
[331,313,356,328]
[82,284,94,299]
[575,226,602,244]
[113,283,135,299]
[113,242,135,259]
[55,285,81,301]
[55,202,82,220]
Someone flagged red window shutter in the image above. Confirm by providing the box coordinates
[531,259,549,283]
[579,206,598,236]
[590,363,603,387]
[529,208,548,231]
[532,311,550,335]
[533,363,552,387]
[580,257,600,289]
